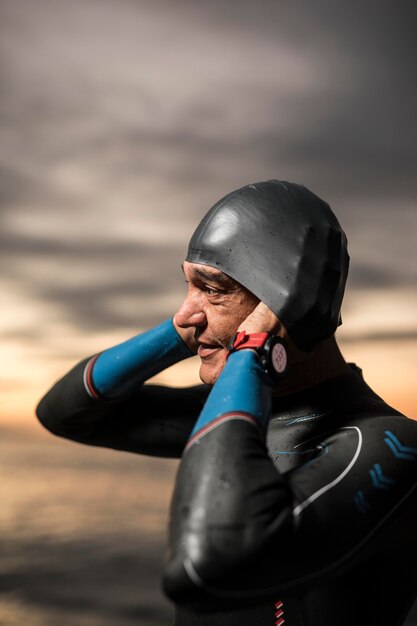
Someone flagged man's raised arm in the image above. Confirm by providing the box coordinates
[36,318,209,458]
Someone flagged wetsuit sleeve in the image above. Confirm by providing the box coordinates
[36,319,209,458]
[163,350,417,609]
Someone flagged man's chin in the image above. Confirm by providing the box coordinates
[198,354,226,385]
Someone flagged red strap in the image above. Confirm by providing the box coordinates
[232,331,269,351]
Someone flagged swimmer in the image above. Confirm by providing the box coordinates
[37,180,417,626]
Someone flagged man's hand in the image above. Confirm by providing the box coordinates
[237,301,282,336]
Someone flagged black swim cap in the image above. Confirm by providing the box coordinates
[186,180,349,351]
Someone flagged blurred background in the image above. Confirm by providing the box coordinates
[1,0,416,624]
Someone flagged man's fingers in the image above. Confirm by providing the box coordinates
[237,301,281,335]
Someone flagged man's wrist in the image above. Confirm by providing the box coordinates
[228,331,289,382]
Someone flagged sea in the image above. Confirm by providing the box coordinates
[1,424,176,625]
[1,424,417,626]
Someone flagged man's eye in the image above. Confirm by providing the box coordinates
[204,285,222,296]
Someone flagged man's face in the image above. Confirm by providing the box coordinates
[176,261,259,385]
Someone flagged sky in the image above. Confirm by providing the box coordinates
[1,0,416,423]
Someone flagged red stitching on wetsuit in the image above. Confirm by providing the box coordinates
[84,355,101,399]
[274,599,285,625]
[184,411,260,453]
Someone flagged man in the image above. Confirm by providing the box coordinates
[37,180,417,626]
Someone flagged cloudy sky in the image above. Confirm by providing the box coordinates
[1,0,416,422]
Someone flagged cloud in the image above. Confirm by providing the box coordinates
[1,0,416,344]
[2,0,416,211]
[2,230,186,330]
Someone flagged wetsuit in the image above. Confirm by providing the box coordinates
[36,319,417,626]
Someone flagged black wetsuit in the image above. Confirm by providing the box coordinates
[36,321,417,626]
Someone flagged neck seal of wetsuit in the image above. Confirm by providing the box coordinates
[186,180,349,351]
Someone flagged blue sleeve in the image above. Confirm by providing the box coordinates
[87,318,193,399]
[188,349,272,443]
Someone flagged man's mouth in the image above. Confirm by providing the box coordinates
[197,341,223,358]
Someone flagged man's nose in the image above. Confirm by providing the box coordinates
[175,290,207,328]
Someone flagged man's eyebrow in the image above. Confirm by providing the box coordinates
[180,263,233,287]
[194,267,233,286]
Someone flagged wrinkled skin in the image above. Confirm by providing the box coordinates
[174,261,268,385]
